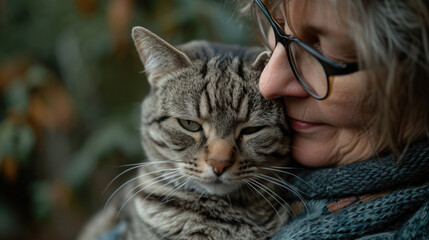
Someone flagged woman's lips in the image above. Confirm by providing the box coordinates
[289,117,323,131]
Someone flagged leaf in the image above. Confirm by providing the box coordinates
[0,201,20,234]
[0,57,31,93]
[27,80,75,131]
[74,0,99,17]
[4,80,28,114]
[25,64,49,88]
[0,156,19,183]
[0,120,34,165]
[107,0,134,53]
[30,181,53,220]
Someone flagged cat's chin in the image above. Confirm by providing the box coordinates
[187,178,241,196]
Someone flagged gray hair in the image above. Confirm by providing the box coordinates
[237,0,429,158]
[339,0,429,158]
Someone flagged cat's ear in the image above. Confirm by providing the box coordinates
[132,27,192,85]
[251,50,271,71]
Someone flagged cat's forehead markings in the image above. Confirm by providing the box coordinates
[202,123,213,138]
[237,96,250,121]
[204,126,231,143]
[198,89,211,118]
[203,123,228,144]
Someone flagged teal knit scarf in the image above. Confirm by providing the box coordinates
[272,140,429,240]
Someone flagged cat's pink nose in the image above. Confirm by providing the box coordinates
[206,158,233,176]
[206,140,234,176]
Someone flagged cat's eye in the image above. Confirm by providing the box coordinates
[240,126,264,135]
[178,119,202,132]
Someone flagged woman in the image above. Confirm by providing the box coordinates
[242,0,429,239]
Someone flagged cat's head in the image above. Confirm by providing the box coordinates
[132,27,290,196]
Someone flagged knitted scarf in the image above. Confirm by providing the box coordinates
[272,139,429,240]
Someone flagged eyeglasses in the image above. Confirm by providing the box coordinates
[254,0,359,100]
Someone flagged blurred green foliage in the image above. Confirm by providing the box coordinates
[0,0,257,239]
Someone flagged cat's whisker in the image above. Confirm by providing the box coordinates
[113,162,143,168]
[256,173,287,187]
[127,170,182,202]
[269,166,302,170]
[243,179,282,221]
[115,159,181,168]
[254,173,308,212]
[261,167,312,188]
[234,181,248,199]
[161,177,191,204]
[104,160,181,194]
[241,181,269,233]
[243,180,258,199]
[104,168,180,212]
[273,173,309,213]
[144,175,187,202]
[226,193,232,208]
[248,177,293,215]
[255,173,303,194]
[253,174,290,206]
[116,171,182,220]
[242,179,280,232]
[195,190,206,203]
[103,164,142,194]
[114,161,150,168]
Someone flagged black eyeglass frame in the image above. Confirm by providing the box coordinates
[254,0,359,100]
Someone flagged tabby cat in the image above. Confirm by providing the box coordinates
[79,27,294,240]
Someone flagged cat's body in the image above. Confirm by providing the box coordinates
[79,27,292,240]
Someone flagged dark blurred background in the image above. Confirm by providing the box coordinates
[0,0,258,239]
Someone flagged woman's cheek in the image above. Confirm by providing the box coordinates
[321,73,374,128]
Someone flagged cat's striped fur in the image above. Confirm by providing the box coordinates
[79,27,294,240]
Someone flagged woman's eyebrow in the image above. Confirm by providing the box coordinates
[291,23,324,40]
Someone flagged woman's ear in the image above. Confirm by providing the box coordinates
[131,27,192,86]
[251,50,271,71]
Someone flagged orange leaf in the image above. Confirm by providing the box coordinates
[74,0,98,17]
[28,81,75,131]
[1,156,19,183]
[0,57,31,93]
[107,0,135,53]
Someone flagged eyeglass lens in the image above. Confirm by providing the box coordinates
[288,42,328,97]
[254,0,329,98]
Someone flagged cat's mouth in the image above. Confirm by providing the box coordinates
[190,177,241,196]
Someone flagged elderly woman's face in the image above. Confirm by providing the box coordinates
[259,0,377,167]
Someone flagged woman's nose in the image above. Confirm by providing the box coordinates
[259,44,309,99]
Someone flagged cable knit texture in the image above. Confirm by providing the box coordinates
[272,139,429,240]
